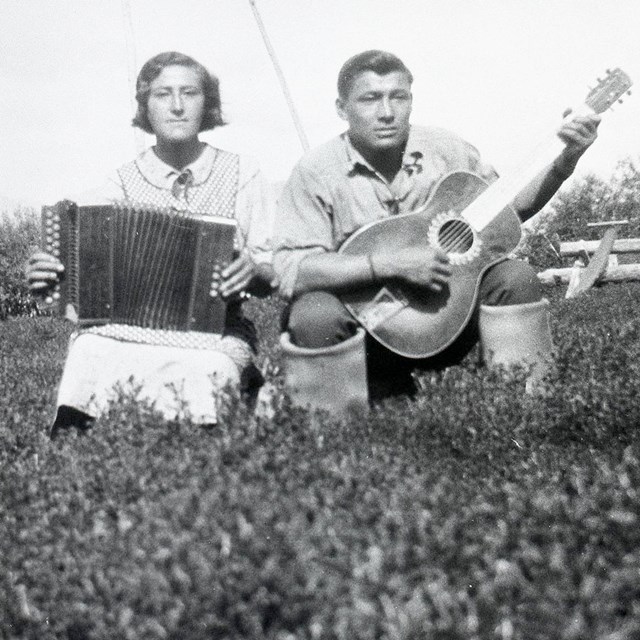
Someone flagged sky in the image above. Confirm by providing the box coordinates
[1,0,639,208]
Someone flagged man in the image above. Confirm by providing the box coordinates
[273,50,600,414]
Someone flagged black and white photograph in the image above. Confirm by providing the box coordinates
[2,1,640,637]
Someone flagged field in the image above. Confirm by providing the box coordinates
[3,281,640,639]
[2,162,640,640]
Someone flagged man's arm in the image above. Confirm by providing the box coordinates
[513,113,601,222]
[296,111,598,295]
[275,157,452,298]
[293,246,452,296]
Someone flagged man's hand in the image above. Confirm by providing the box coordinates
[26,251,64,294]
[371,246,452,292]
[555,111,601,175]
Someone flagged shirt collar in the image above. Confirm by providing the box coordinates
[341,126,423,177]
[134,143,217,189]
[342,132,376,174]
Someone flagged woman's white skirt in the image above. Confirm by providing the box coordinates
[56,333,242,423]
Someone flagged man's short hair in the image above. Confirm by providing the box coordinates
[132,51,226,133]
[337,50,413,99]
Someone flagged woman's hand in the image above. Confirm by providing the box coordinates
[25,251,64,294]
[212,251,276,300]
[216,251,255,300]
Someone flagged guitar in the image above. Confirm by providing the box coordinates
[339,68,632,358]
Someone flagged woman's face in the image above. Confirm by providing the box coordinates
[146,65,205,144]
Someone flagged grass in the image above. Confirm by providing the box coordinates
[2,282,640,639]
[0,208,40,320]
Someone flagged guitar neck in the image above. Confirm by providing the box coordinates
[462,127,568,232]
[461,66,634,231]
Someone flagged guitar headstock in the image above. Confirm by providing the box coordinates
[585,68,633,114]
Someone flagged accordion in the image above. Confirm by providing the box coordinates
[41,200,237,333]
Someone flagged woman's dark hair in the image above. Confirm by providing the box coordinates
[337,50,413,100]
[132,51,226,133]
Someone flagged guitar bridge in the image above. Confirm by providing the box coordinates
[358,287,409,330]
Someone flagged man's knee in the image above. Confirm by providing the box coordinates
[480,259,542,306]
[286,291,358,349]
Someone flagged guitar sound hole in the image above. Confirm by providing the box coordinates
[437,219,474,254]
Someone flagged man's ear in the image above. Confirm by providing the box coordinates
[335,98,347,121]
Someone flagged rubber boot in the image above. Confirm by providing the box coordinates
[279,328,369,418]
[479,298,554,393]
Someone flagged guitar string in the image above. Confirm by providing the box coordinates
[438,221,474,253]
[447,234,473,253]
[438,221,468,246]
[439,226,472,252]
[450,235,473,253]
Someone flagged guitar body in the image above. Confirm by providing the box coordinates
[339,171,522,358]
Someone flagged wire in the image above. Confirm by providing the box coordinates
[248,0,310,152]
[121,0,145,154]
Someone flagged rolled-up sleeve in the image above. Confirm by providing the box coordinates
[235,157,275,267]
[463,140,499,184]
[273,164,335,299]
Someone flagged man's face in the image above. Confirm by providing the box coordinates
[336,70,412,155]
[146,65,205,144]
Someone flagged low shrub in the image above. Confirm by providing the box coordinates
[0,208,40,320]
[3,283,640,638]
[550,158,640,242]
[517,156,640,270]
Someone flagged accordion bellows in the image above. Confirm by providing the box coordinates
[42,201,237,333]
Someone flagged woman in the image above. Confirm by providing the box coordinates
[27,51,275,431]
